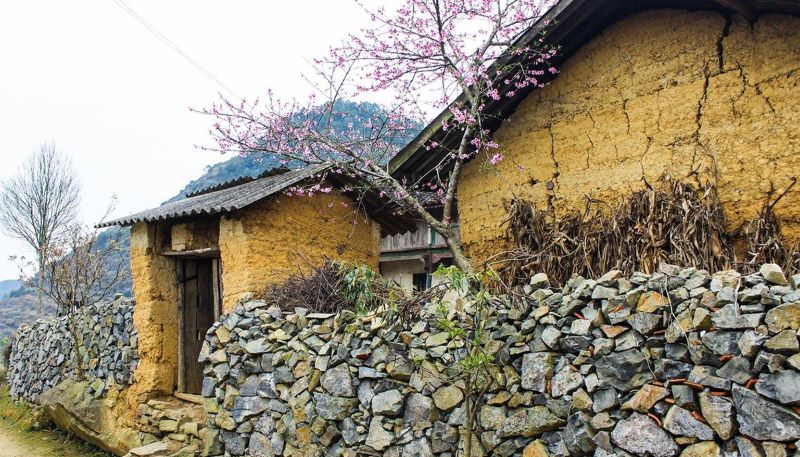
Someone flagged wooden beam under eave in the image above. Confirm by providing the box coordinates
[713,0,756,21]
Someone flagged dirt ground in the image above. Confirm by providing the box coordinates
[0,420,107,457]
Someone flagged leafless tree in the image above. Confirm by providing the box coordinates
[0,143,81,316]
[21,210,129,378]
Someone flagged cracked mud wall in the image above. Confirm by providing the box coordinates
[218,192,381,312]
[458,9,800,265]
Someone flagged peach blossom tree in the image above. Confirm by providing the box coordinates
[200,0,558,273]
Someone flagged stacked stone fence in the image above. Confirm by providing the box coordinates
[201,263,800,457]
[8,297,139,402]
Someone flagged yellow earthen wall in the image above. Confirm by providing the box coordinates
[170,220,219,252]
[218,193,381,312]
[128,223,178,401]
[458,10,800,265]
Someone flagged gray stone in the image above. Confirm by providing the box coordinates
[754,351,787,373]
[627,313,661,335]
[521,352,557,392]
[231,396,268,423]
[765,330,799,354]
[699,392,734,440]
[402,438,433,457]
[372,389,404,416]
[365,418,394,451]
[710,270,741,292]
[564,412,596,455]
[738,330,767,357]
[688,365,731,390]
[479,405,506,430]
[662,405,715,440]
[593,388,617,413]
[595,349,653,391]
[611,413,678,457]
[765,302,800,334]
[341,418,359,445]
[702,331,743,356]
[431,421,458,453]
[551,368,583,397]
[314,393,358,421]
[732,384,800,441]
[712,313,764,330]
[761,263,788,285]
[404,392,434,423]
[499,406,565,438]
[755,370,800,405]
[432,385,463,412]
[248,432,275,457]
[243,338,270,354]
[615,331,644,352]
[321,363,354,397]
[717,356,752,385]
[592,286,618,300]
[541,326,562,349]
[530,273,551,290]
[671,384,695,409]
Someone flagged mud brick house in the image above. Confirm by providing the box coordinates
[36,1,798,454]
[100,164,412,397]
[391,0,800,266]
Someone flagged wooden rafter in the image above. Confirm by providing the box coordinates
[711,0,756,21]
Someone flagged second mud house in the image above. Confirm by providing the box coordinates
[99,164,412,396]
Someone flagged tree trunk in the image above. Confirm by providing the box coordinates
[67,307,85,381]
[464,381,474,457]
[443,228,475,275]
[37,267,44,319]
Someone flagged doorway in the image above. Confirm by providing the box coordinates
[177,258,221,394]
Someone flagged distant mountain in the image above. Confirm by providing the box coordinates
[0,227,131,340]
[165,100,420,203]
[164,154,284,204]
[0,100,419,340]
[0,280,20,299]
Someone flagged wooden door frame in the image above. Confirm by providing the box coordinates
[176,257,222,394]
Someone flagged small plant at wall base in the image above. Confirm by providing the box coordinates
[264,259,403,314]
[199,0,559,274]
[427,265,502,457]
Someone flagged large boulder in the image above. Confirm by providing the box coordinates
[39,379,141,456]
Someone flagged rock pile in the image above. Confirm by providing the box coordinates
[136,397,207,453]
[8,297,139,402]
[201,263,800,456]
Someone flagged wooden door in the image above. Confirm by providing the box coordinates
[178,258,217,394]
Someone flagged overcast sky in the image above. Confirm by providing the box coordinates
[0,0,373,279]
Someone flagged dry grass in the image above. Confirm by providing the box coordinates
[737,177,800,273]
[491,175,799,289]
[0,383,110,457]
[264,259,403,314]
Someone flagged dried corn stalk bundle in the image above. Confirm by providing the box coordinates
[494,177,733,287]
[738,178,800,275]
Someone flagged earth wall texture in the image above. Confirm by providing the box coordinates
[457,9,800,265]
[219,193,381,313]
[200,263,800,456]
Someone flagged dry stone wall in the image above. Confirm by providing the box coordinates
[8,297,139,402]
[201,263,800,456]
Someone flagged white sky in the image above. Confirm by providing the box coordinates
[0,0,372,279]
